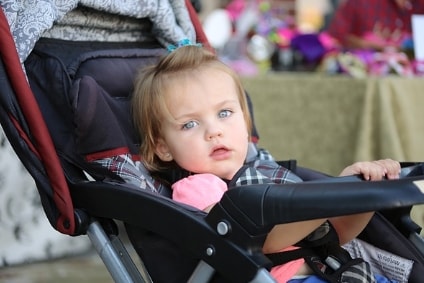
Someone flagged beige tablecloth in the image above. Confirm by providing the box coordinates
[243,73,424,174]
[242,73,424,231]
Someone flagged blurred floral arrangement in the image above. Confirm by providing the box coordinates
[203,0,424,77]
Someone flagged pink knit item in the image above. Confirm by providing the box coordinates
[172,173,228,211]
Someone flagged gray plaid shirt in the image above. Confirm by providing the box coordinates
[93,143,302,193]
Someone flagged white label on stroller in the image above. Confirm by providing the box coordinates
[343,238,413,283]
[413,180,424,193]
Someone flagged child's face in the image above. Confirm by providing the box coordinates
[155,67,249,180]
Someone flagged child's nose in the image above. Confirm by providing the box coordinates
[206,127,223,140]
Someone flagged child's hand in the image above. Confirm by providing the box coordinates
[339,159,401,181]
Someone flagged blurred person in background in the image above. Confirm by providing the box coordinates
[327,0,424,51]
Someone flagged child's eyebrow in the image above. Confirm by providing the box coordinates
[171,109,198,121]
[172,99,240,121]
[211,99,241,112]
[218,99,240,107]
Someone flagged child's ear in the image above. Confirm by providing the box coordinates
[155,139,173,161]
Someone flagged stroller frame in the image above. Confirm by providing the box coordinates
[1,3,424,283]
[87,220,149,283]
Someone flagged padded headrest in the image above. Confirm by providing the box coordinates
[68,48,166,161]
[70,76,137,160]
[70,48,165,97]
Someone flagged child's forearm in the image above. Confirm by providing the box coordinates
[263,219,327,253]
[329,212,375,245]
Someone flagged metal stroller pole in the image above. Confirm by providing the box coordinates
[87,220,149,283]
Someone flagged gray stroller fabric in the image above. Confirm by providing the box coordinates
[1,0,195,62]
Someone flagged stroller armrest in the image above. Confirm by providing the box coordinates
[208,176,424,237]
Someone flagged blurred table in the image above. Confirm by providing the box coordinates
[242,73,424,176]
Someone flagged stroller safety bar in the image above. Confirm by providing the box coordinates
[210,175,424,236]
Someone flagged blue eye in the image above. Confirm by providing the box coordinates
[218,109,232,118]
[182,120,198,130]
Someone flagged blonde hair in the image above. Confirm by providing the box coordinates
[132,45,252,172]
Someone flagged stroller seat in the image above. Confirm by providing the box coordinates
[1,3,424,283]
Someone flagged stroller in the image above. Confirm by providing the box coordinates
[1,1,424,282]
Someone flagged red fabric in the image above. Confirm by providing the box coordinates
[328,0,424,45]
[85,147,130,162]
[185,0,214,52]
[0,9,75,234]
